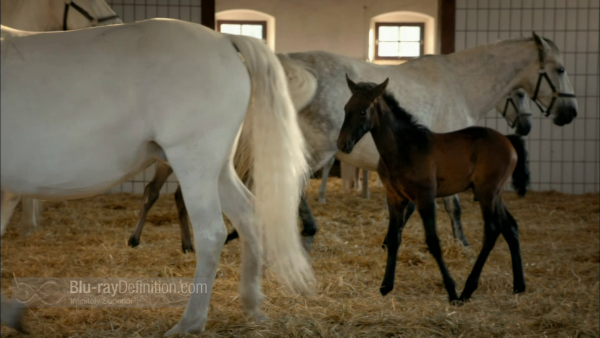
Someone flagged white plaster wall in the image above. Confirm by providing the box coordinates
[217,0,439,59]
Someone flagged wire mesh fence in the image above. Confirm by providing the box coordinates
[456,0,599,193]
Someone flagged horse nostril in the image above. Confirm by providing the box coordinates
[572,109,578,118]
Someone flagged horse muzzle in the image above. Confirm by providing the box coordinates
[337,139,355,154]
[553,104,578,126]
[514,115,532,136]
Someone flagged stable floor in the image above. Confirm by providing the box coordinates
[1,176,598,337]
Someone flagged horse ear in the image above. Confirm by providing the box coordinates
[532,31,549,64]
[371,78,389,98]
[346,74,358,94]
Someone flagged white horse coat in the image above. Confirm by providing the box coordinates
[1,19,314,335]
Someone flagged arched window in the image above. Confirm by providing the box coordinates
[216,9,275,51]
[369,11,436,64]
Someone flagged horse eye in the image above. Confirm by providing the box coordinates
[360,110,367,116]
[557,67,565,74]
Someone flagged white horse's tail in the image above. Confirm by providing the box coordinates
[277,53,318,112]
[224,34,315,293]
[0,25,33,40]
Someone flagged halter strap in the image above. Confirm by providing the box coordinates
[530,66,576,117]
[63,1,120,31]
[501,97,532,128]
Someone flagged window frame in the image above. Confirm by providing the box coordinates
[374,22,425,60]
[216,20,267,41]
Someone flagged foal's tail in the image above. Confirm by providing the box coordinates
[224,34,315,293]
[506,134,530,197]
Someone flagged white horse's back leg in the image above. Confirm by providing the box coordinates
[361,170,370,199]
[218,162,265,320]
[318,156,335,204]
[20,197,41,235]
[1,298,25,333]
[1,191,20,236]
[162,149,227,336]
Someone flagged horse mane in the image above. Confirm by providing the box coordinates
[381,92,431,134]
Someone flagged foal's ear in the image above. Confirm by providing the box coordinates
[532,31,550,63]
[346,74,359,94]
[371,78,389,99]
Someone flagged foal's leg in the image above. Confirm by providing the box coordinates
[458,198,502,302]
[318,156,336,204]
[299,191,317,250]
[1,191,20,236]
[128,161,172,248]
[174,186,194,253]
[382,202,415,249]
[380,195,409,295]
[442,195,470,246]
[500,207,526,294]
[218,163,265,320]
[418,199,458,302]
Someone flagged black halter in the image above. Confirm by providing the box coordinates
[501,96,532,128]
[530,66,576,117]
[63,1,120,31]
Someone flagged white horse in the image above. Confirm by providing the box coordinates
[0,0,122,237]
[127,34,577,252]
[1,19,314,335]
[316,87,534,204]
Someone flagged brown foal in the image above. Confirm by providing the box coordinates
[338,76,530,303]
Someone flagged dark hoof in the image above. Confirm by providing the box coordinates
[224,231,239,244]
[181,243,195,254]
[302,236,314,252]
[459,239,470,247]
[379,285,393,296]
[513,285,526,294]
[451,298,466,306]
[128,236,140,248]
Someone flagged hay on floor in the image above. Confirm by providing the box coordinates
[1,174,598,337]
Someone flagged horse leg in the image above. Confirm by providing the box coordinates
[361,170,370,199]
[20,197,42,236]
[318,156,335,204]
[380,195,408,295]
[299,191,317,251]
[1,191,20,236]
[500,207,526,294]
[458,198,502,302]
[218,162,265,320]
[128,162,172,248]
[1,298,25,333]
[382,201,415,249]
[163,162,226,335]
[418,199,458,302]
[442,195,470,246]
[174,186,194,253]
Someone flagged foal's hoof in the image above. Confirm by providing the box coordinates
[302,236,314,252]
[127,236,140,248]
[181,242,195,254]
[513,285,526,294]
[451,298,467,307]
[379,285,393,296]
[318,197,326,204]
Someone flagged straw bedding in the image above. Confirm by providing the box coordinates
[1,175,598,337]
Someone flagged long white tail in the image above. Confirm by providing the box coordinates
[225,34,315,293]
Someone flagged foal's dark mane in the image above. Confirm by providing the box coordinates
[380,92,430,135]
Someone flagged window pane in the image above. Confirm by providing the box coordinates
[399,42,421,57]
[241,24,263,40]
[378,42,399,57]
[378,26,399,41]
[399,26,421,41]
[220,24,241,35]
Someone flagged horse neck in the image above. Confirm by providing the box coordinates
[443,39,540,119]
[369,100,411,164]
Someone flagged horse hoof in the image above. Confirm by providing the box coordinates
[302,236,314,252]
[163,321,204,337]
[181,243,195,254]
[318,197,326,204]
[513,285,526,294]
[379,285,393,296]
[128,237,140,248]
[451,298,466,307]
